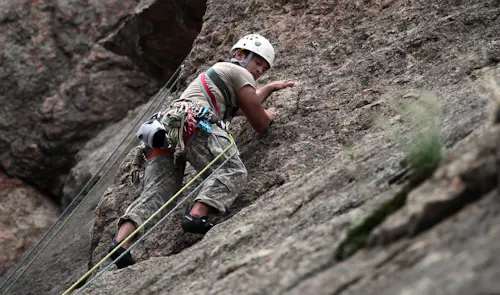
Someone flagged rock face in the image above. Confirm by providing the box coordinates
[3,0,500,294]
[0,171,58,278]
[78,0,498,294]
[0,0,160,197]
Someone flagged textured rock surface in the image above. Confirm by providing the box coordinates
[3,0,500,294]
[0,171,58,278]
[0,0,160,197]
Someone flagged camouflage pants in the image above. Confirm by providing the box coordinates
[118,124,247,236]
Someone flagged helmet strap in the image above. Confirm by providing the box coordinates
[231,51,254,68]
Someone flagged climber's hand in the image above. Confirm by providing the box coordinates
[271,81,296,91]
[265,107,277,122]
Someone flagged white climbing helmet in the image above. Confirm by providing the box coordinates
[230,34,275,68]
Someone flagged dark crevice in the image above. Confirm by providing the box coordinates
[335,153,440,261]
[387,167,410,185]
[334,181,413,261]
[101,0,207,81]
[336,128,499,261]
[410,167,497,236]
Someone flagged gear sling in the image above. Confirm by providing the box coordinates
[138,67,236,161]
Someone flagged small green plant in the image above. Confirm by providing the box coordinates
[381,92,443,181]
[399,93,442,182]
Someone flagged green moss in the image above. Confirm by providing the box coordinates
[335,185,410,260]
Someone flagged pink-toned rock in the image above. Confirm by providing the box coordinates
[0,171,58,277]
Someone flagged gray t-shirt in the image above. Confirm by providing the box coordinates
[174,62,256,118]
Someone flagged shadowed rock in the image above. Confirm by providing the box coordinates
[101,0,206,81]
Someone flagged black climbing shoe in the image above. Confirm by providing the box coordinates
[181,213,214,234]
[108,239,136,269]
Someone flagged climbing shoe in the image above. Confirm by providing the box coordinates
[108,239,136,269]
[181,213,214,234]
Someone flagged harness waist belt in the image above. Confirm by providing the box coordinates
[143,147,171,160]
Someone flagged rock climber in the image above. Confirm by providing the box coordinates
[109,33,295,268]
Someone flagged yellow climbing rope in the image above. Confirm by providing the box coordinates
[62,133,238,295]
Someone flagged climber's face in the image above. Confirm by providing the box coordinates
[234,50,270,80]
[246,54,270,80]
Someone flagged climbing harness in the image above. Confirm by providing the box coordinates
[0,57,188,295]
[137,100,217,164]
[162,101,216,162]
[63,134,238,295]
[199,70,221,118]
[136,65,236,161]
[142,146,171,160]
[136,65,237,163]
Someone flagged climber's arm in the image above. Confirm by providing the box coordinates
[236,85,273,133]
[234,80,295,117]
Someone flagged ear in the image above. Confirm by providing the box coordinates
[234,49,246,60]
